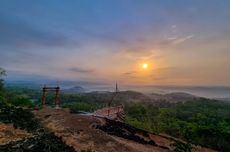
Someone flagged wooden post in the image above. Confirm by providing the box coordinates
[41,86,47,107]
[41,85,61,108]
[54,86,60,108]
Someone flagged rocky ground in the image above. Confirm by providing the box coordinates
[34,107,216,152]
[0,123,32,145]
[0,103,75,152]
[34,107,170,152]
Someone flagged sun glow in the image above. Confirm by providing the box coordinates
[142,63,148,69]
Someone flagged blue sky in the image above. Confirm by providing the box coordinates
[1,0,230,86]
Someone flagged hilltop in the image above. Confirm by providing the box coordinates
[34,107,216,152]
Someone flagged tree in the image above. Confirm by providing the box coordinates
[0,67,6,101]
[0,67,6,96]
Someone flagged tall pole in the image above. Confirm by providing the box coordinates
[115,81,119,93]
[54,86,60,108]
[108,82,119,117]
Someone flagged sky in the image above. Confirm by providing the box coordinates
[1,0,230,86]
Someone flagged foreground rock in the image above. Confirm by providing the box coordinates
[0,123,32,145]
[34,107,216,152]
[0,102,75,152]
[35,107,169,152]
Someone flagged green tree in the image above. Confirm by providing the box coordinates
[0,67,6,98]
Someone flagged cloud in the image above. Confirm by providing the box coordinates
[171,35,194,44]
[0,14,80,68]
[151,66,205,83]
[153,34,194,47]
[121,70,139,79]
[123,71,138,75]
[0,14,78,49]
[5,69,108,86]
[69,67,94,74]
[161,25,194,45]
[124,47,163,60]
[126,47,153,56]
[79,28,128,45]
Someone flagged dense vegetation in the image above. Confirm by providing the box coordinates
[125,99,230,151]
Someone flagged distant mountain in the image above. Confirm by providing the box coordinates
[111,90,152,103]
[150,92,198,103]
[62,86,86,93]
[215,97,230,102]
[79,90,199,105]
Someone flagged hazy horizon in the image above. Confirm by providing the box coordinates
[5,79,230,99]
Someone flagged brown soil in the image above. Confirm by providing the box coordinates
[0,123,32,145]
[34,107,216,152]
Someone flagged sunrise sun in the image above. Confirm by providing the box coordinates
[142,63,148,69]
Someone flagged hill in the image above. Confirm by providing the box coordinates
[149,92,198,103]
[2,85,230,151]
[79,91,199,105]
[63,86,86,94]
